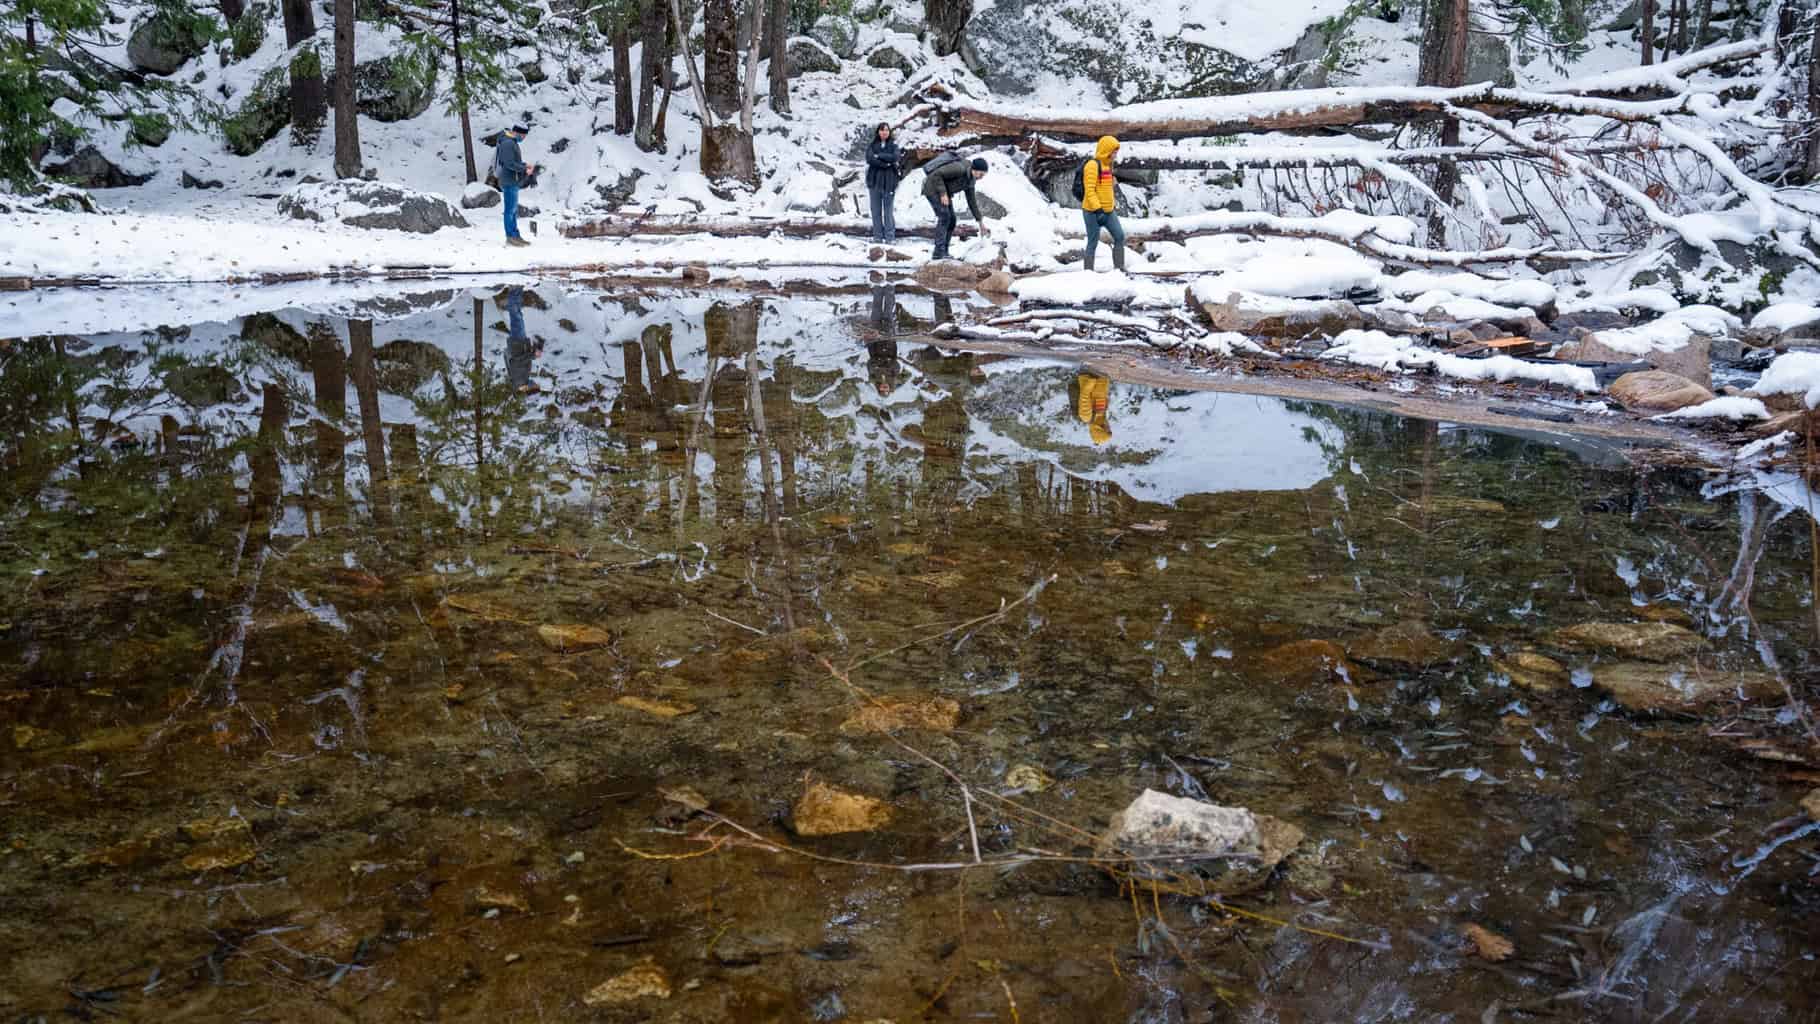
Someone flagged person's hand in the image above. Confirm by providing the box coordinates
[978,223,990,238]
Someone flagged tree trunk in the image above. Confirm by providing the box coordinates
[284,0,323,145]
[25,14,36,51]
[704,0,740,120]
[740,0,763,133]
[1809,10,1820,182]
[283,0,316,46]
[669,0,715,130]
[290,51,327,145]
[767,0,789,114]
[923,0,973,58]
[1694,0,1714,47]
[701,122,757,184]
[219,0,245,21]
[1562,0,1588,39]
[612,26,634,134]
[453,0,476,181]
[1640,0,1655,64]
[333,0,362,178]
[1417,0,1467,244]
[635,0,664,151]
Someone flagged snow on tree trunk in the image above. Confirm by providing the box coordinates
[704,0,739,120]
[924,0,972,58]
[767,0,789,114]
[613,26,634,134]
[333,0,361,178]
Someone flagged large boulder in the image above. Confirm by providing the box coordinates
[43,147,152,189]
[127,10,214,75]
[785,37,841,76]
[1097,789,1303,893]
[1194,288,1366,338]
[1563,330,1713,388]
[328,52,438,123]
[964,0,1355,103]
[1608,370,1715,413]
[1464,29,1515,87]
[809,14,860,58]
[1629,236,1820,316]
[278,180,469,233]
[865,43,919,79]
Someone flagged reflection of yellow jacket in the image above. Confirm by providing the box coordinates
[1075,373,1111,444]
[1082,136,1119,213]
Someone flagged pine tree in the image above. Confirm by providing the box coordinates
[386,0,538,183]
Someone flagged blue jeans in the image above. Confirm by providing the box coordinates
[1083,210,1125,267]
[502,184,521,240]
[869,186,896,242]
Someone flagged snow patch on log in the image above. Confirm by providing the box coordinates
[1323,329,1600,392]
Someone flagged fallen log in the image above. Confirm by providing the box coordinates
[558,213,977,242]
[1023,135,1657,172]
[1110,210,1623,269]
[919,80,1710,145]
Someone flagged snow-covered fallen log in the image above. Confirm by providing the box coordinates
[1026,136,1655,173]
[919,79,1723,146]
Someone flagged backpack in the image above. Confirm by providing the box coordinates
[1070,158,1096,202]
[922,151,963,182]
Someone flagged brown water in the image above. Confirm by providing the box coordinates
[2,283,1818,1023]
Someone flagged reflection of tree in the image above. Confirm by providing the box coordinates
[348,319,390,526]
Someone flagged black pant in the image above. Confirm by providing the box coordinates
[926,194,957,259]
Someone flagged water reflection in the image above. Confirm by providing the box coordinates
[0,283,1816,1022]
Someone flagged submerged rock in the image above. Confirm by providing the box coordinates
[1592,661,1779,710]
[915,261,991,292]
[1608,370,1715,413]
[1496,651,1568,693]
[1802,789,1820,823]
[1552,621,1705,661]
[1348,621,1461,670]
[1245,639,1358,685]
[839,695,961,734]
[536,624,612,651]
[584,959,671,1005]
[1097,789,1303,893]
[793,782,892,836]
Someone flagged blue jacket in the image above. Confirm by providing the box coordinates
[495,134,528,188]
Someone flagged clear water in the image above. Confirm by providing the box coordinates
[1,282,1817,1022]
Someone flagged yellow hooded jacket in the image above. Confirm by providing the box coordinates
[1081,136,1119,213]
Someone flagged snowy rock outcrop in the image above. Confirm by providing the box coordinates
[327,54,439,123]
[1097,789,1303,892]
[963,0,1351,102]
[461,182,502,209]
[43,147,152,190]
[278,181,469,234]
[126,10,213,75]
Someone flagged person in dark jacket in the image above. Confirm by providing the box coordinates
[494,125,537,247]
[920,154,989,261]
[865,123,903,244]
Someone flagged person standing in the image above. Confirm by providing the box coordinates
[865,123,903,244]
[920,153,990,262]
[495,125,537,248]
[1081,135,1125,273]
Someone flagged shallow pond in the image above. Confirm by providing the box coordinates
[2,281,1818,1023]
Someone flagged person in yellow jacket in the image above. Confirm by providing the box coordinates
[1081,136,1126,273]
[1074,372,1112,444]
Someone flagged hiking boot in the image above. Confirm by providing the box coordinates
[508,236,531,248]
[1112,246,1125,272]
[1083,249,1095,272]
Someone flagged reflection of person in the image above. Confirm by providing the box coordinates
[1074,372,1111,444]
[866,286,901,395]
[505,286,541,393]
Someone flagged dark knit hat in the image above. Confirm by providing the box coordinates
[970,157,988,171]
[511,124,531,135]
